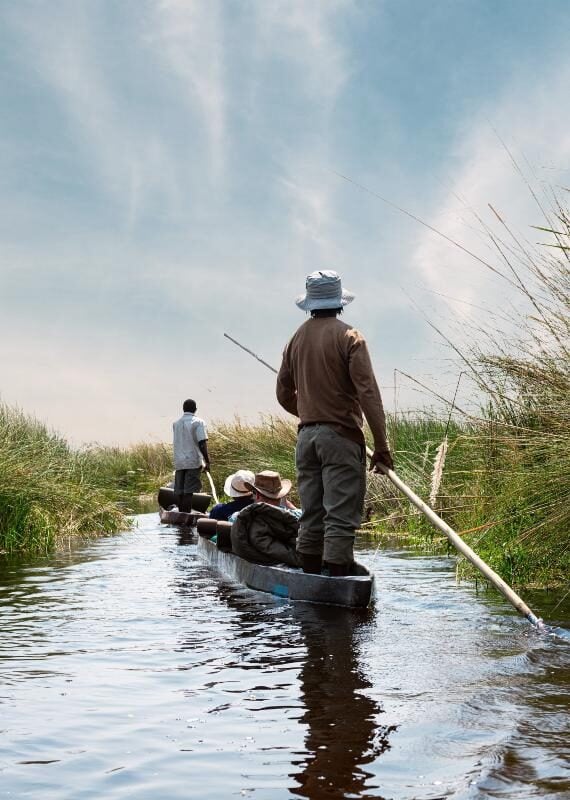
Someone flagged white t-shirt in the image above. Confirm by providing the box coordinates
[173,413,208,470]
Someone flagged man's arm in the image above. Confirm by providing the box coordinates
[276,347,299,417]
[198,439,210,471]
[348,334,394,471]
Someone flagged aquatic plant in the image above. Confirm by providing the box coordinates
[457,204,570,586]
[398,195,569,586]
[81,441,174,499]
[0,404,126,554]
[2,197,566,585]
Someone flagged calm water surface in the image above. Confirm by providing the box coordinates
[1,513,569,799]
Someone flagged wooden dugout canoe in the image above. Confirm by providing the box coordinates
[157,486,212,512]
[158,507,207,528]
[157,486,212,529]
[196,533,375,609]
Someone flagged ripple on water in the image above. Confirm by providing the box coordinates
[0,515,568,799]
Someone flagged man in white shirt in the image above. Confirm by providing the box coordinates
[173,399,210,512]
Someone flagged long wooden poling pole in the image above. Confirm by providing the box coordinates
[224,332,279,375]
[224,331,544,628]
[371,453,543,628]
[205,471,219,505]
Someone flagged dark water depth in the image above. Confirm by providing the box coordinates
[1,513,569,799]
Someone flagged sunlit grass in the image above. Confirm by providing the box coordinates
[0,404,127,555]
[406,197,569,586]
[2,201,567,586]
[456,202,569,586]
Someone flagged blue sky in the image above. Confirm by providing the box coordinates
[1,0,569,444]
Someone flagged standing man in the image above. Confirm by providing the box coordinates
[276,270,393,576]
[173,399,210,512]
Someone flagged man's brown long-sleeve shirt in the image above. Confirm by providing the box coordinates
[276,316,389,450]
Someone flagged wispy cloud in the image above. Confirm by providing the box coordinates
[2,1,570,442]
[279,171,339,265]
[2,2,185,234]
[151,0,227,179]
[247,1,354,275]
[412,58,570,323]
[253,0,352,101]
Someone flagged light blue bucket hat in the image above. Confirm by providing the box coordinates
[295,270,355,312]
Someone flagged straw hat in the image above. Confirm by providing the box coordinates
[223,469,255,498]
[296,270,354,312]
[244,470,292,500]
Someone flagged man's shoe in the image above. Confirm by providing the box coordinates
[300,554,322,574]
[323,561,349,577]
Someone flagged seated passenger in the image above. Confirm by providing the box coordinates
[229,471,301,567]
[209,469,255,521]
[228,470,301,523]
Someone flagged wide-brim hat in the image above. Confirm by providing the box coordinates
[296,269,354,312]
[223,469,255,498]
[244,470,292,500]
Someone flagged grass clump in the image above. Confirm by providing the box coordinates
[5,199,564,586]
[384,197,570,587]
[208,417,298,499]
[0,403,127,555]
[81,442,174,501]
[454,203,569,586]
[356,194,569,588]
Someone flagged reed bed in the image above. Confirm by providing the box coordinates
[2,398,566,586]
[0,404,126,555]
[2,197,567,587]
[405,198,569,586]
[81,441,174,498]
[208,417,298,499]
[456,205,570,586]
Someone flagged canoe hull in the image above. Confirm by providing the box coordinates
[159,508,206,528]
[157,486,212,513]
[197,536,374,608]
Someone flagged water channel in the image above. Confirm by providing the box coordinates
[1,513,569,799]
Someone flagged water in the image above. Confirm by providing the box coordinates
[1,513,569,799]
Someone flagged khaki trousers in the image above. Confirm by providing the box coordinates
[295,424,366,565]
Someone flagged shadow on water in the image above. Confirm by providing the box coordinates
[288,604,395,800]
[174,528,395,799]
[1,517,568,799]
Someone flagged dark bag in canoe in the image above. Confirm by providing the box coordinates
[230,503,300,568]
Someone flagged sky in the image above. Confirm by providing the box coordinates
[1,0,569,445]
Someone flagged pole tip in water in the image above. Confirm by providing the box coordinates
[528,613,546,631]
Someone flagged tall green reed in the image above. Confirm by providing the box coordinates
[0,404,126,555]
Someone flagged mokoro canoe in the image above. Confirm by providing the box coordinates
[196,534,375,608]
[158,507,207,528]
[157,486,212,513]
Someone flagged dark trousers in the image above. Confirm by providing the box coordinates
[174,468,202,511]
[296,424,366,565]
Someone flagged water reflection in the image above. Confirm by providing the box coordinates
[175,527,195,547]
[475,641,570,798]
[173,528,395,799]
[290,604,394,799]
[2,518,568,799]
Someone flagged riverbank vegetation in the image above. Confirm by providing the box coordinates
[0,404,126,555]
[2,400,566,587]
[1,200,567,588]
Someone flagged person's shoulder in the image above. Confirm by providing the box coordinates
[229,502,258,523]
[331,317,352,333]
[209,504,224,520]
[287,319,310,343]
[340,320,366,344]
[192,414,206,426]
